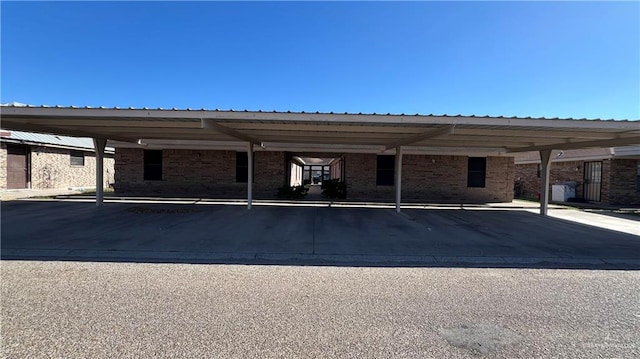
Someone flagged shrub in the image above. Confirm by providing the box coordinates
[277,185,309,199]
[321,179,347,199]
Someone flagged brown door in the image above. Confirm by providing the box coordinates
[6,144,28,189]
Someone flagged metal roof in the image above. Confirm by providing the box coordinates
[1,104,639,155]
[0,129,114,153]
[0,103,636,121]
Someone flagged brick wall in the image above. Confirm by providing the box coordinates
[116,148,241,196]
[30,146,115,189]
[345,154,514,203]
[254,151,287,197]
[601,160,611,204]
[115,148,287,198]
[115,149,514,202]
[608,159,640,205]
[1,144,114,190]
[0,143,7,190]
[512,159,640,205]
[514,161,586,201]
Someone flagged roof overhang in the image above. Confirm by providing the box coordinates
[1,106,639,155]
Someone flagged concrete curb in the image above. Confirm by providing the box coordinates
[2,248,639,269]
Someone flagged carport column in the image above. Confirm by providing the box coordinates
[247,142,254,210]
[395,146,403,213]
[93,138,107,207]
[539,149,553,216]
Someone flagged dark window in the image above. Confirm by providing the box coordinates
[143,150,163,181]
[536,164,541,178]
[70,150,84,166]
[467,157,486,188]
[236,152,255,183]
[376,155,395,186]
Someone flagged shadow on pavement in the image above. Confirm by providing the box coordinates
[1,199,639,270]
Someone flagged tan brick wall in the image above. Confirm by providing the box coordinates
[608,159,640,205]
[345,154,514,203]
[0,143,7,190]
[29,146,114,189]
[1,144,114,190]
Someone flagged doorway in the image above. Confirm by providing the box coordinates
[583,161,602,202]
[6,144,29,189]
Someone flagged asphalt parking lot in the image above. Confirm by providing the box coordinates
[1,198,639,268]
[2,199,639,358]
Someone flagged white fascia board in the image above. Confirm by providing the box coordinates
[109,139,507,156]
[508,136,640,152]
[613,145,640,157]
[515,154,616,165]
[109,139,249,151]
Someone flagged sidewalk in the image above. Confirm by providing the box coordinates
[0,188,86,201]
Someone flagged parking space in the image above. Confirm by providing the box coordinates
[1,199,639,268]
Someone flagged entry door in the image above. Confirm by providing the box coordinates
[6,144,28,189]
[583,161,602,202]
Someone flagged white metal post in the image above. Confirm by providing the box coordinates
[93,138,107,207]
[395,146,403,213]
[539,149,553,216]
[247,142,254,210]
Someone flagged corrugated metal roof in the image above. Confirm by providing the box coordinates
[0,103,635,122]
[0,129,113,152]
[2,103,638,154]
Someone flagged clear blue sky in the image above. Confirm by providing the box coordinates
[1,1,638,120]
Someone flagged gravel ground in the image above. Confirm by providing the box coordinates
[2,261,639,358]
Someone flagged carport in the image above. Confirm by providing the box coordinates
[1,105,639,215]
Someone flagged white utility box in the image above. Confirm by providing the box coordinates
[552,184,576,202]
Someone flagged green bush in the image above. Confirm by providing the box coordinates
[321,179,347,199]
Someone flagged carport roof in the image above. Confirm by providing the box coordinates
[1,104,639,154]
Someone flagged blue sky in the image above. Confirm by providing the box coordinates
[1,1,638,120]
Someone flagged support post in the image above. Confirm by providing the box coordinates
[539,149,553,216]
[247,142,254,210]
[395,146,403,213]
[93,138,107,207]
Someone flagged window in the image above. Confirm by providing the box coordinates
[376,155,395,186]
[70,150,85,166]
[467,157,486,188]
[143,150,163,181]
[236,152,254,183]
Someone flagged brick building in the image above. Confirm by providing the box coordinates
[114,148,514,202]
[514,147,640,205]
[1,130,115,191]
